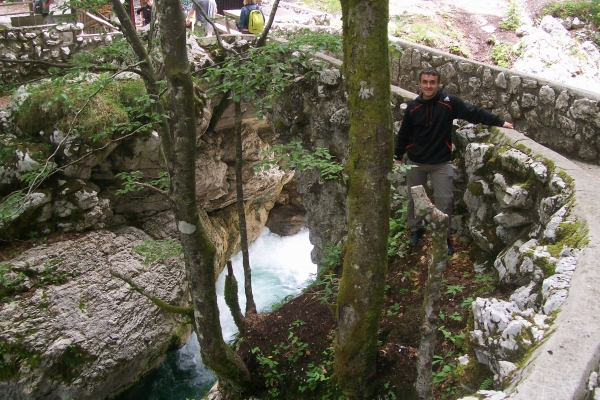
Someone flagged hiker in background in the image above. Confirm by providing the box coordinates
[33,0,54,21]
[194,0,217,36]
[236,0,265,34]
[395,67,513,256]
[136,0,153,26]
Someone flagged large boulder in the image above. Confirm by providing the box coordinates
[0,227,191,399]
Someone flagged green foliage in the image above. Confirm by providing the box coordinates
[0,340,41,380]
[202,32,342,111]
[268,294,295,311]
[474,272,496,284]
[278,30,342,55]
[116,171,143,194]
[290,319,306,328]
[491,41,516,68]
[446,284,465,295]
[499,0,522,30]
[474,271,498,295]
[0,75,19,97]
[298,347,343,398]
[390,15,466,55]
[432,353,457,384]
[116,171,170,195]
[546,221,588,257]
[543,0,600,26]
[303,362,329,391]
[35,265,68,287]
[69,36,139,70]
[53,343,95,384]
[20,163,56,186]
[480,376,494,390]
[314,272,339,306]
[133,240,183,265]
[320,242,342,274]
[150,171,171,190]
[448,311,463,322]
[14,77,154,143]
[300,0,341,14]
[0,192,25,227]
[255,141,344,181]
[277,331,308,363]
[0,263,26,302]
[461,297,474,308]
[251,347,284,398]
[386,302,401,316]
[388,191,409,258]
[439,325,465,347]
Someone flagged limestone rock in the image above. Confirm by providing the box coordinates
[0,228,191,399]
[494,239,538,285]
[493,211,533,228]
[465,143,493,180]
[493,173,533,209]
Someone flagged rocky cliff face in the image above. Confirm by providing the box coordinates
[0,52,295,397]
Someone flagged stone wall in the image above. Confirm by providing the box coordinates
[0,23,120,82]
[389,37,600,164]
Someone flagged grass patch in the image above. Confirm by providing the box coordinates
[14,77,150,144]
[390,16,465,52]
[491,42,516,68]
[546,221,589,257]
[543,0,600,26]
[301,0,341,14]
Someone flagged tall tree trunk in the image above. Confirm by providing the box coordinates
[234,99,257,315]
[111,0,251,393]
[411,185,449,400]
[333,0,393,398]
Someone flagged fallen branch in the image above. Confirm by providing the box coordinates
[110,270,194,319]
[411,184,449,400]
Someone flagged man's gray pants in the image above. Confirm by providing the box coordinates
[406,160,453,237]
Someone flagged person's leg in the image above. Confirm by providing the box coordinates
[406,160,429,233]
[429,161,454,238]
[194,21,207,36]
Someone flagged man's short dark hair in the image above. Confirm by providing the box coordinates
[419,67,440,83]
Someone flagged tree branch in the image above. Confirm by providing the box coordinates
[0,58,147,78]
[110,270,194,319]
[256,0,280,48]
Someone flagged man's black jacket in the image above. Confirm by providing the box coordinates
[395,90,505,164]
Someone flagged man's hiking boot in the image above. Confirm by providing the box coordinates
[447,237,454,256]
[408,228,425,246]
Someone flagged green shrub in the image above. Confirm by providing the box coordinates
[543,0,600,26]
[499,0,522,30]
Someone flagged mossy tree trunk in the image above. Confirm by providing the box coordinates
[333,0,393,398]
[234,99,257,316]
[110,0,251,394]
[411,185,449,400]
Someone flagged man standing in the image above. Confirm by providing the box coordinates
[395,67,513,255]
[136,0,153,26]
[194,0,217,36]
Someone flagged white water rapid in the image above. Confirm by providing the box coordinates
[118,227,316,399]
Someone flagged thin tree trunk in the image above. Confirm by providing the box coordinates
[224,260,245,333]
[411,185,449,400]
[333,0,393,398]
[125,0,250,394]
[234,99,257,315]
